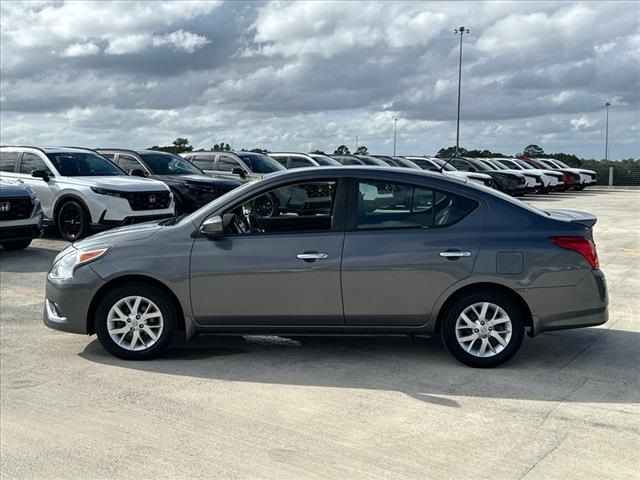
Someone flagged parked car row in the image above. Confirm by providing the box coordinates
[0,145,598,246]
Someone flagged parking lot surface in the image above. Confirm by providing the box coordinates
[1,188,639,479]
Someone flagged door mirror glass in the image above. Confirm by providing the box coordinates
[31,170,50,182]
[129,169,146,177]
[200,215,224,237]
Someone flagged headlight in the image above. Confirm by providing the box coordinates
[48,245,110,281]
[91,187,126,197]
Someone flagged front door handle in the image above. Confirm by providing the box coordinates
[297,252,328,262]
[440,249,472,258]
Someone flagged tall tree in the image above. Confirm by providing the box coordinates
[522,144,544,157]
[355,145,369,155]
[310,149,326,155]
[173,137,192,153]
[436,146,468,158]
[224,143,231,151]
[334,145,350,155]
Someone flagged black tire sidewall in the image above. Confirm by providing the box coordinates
[57,200,89,242]
[95,283,177,360]
[442,291,525,368]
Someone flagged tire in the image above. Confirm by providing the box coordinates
[95,282,178,360]
[252,193,278,217]
[56,200,90,242]
[441,290,525,368]
[0,239,32,250]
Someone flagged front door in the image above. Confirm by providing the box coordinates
[190,178,346,325]
[341,177,483,326]
[16,152,59,220]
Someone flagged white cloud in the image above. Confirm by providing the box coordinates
[105,34,152,55]
[60,42,100,58]
[152,30,210,53]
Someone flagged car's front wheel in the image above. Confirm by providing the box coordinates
[95,283,177,360]
[441,291,525,368]
[57,200,89,242]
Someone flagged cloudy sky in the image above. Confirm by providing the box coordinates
[1,1,638,159]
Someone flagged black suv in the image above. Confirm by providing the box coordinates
[97,149,242,214]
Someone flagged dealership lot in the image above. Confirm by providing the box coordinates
[1,189,638,479]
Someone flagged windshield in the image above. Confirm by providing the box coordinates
[515,160,534,170]
[429,158,456,171]
[553,160,570,168]
[482,159,507,170]
[359,156,388,166]
[46,151,125,176]
[310,154,340,166]
[236,153,284,174]
[469,159,494,171]
[140,153,203,175]
[539,159,559,168]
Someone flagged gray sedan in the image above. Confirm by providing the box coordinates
[43,167,608,367]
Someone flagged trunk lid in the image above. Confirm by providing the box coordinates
[544,209,597,228]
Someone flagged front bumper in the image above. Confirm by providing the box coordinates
[43,265,103,334]
[522,269,608,336]
[0,208,44,242]
[95,212,174,228]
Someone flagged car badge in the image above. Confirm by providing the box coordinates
[0,201,10,212]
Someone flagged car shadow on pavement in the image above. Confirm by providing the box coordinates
[0,247,59,273]
[79,326,639,406]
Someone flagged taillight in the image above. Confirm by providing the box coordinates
[550,236,599,269]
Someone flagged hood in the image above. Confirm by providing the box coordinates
[62,176,169,192]
[545,209,597,228]
[73,221,163,249]
[159,174,242,189]
[0,181,34,197]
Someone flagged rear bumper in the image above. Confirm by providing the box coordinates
[522,269,608,336]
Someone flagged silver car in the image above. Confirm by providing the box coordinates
[43,167,608,367]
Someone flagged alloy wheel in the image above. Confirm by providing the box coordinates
[454,302,512,358]
[59,203,84,241]
[107,296,164,351]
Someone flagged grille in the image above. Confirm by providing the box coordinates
[0,197,33,221]
[124,191,171,211]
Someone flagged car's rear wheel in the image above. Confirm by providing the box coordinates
[441,291,525,368]
[57,200,89,242]
[0,239,32,250]
[95,283,177,360]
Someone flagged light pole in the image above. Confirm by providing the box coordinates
[454,26,469,156]
[356,135,359,151]
[393,118,398,155]
[604,102,611,160]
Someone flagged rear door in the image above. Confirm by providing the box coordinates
[341,176,484,326]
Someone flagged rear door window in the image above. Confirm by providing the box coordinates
[218,155,243,172]
[0,151,20,172]
[355,180,477,229]
[192,154,214,171]
[19,153,52,175]
[290,156,313,169]
[118,154,145,174]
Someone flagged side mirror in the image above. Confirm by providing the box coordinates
[32,170,50,182]
[199,215,224,237]
[129,169,146,177]
[232,167,247,178]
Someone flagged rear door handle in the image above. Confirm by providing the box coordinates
[297,252,328,262]
[440,249,472,258]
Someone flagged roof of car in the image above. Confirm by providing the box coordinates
[96,148,176,156]
[0,145,96,153]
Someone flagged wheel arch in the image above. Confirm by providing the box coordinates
[87,274,186,336]
[433,282,534,336]
[53,193,93,223]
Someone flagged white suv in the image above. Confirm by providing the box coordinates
[0,147,175,241]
